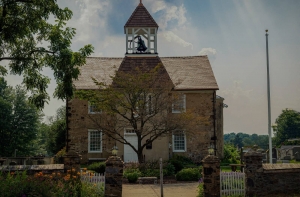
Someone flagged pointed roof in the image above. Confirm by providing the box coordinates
[124,2,158,32]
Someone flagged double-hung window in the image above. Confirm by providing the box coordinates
[172,130,186,152]
[172,93,186,113]
[88,129,102,153]
[88,102,101,114]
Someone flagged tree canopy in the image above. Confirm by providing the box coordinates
[224,132,269,150]
[274,109,300,146]
[0,0,94,108]
[0,77,41,157]
[77,65,205,163]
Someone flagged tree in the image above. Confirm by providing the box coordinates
[77,65,205,163]
[274,109,300,146]
[0,77,41,157]
[45,106,66,155]
[222,143,239,164]
[0,0,94,108]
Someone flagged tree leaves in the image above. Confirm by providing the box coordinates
[0,0,94,108]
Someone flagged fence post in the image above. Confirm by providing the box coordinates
[202,155,220,197]
[244,151,263,197]
[105,156,124,197]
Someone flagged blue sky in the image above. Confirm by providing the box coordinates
[6,0,300,135]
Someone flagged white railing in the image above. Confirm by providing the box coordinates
[220,172,245,197]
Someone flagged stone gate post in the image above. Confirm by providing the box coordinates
[105,156,124,197]
[63,151,81,172]
[244,151,263,197]
[202,155,221,197]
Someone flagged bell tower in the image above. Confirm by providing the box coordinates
[124,1,159,56]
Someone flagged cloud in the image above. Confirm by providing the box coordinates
[198,48,217,56]
[71,0,111,43]
[151,1,167,13]
[163,31,193,48]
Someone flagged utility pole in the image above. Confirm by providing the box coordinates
[266,29,272,164]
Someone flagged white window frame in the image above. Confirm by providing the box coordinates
[172,130,186,152]
[88,102,101,114]
[88,129,102,153]
[172,93,186,113]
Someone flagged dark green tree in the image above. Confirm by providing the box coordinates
[274,109,300,146]
[0,77,41,157]
[45,106,66,155]
[0,0,94,108]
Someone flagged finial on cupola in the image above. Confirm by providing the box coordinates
[139,0,143,6]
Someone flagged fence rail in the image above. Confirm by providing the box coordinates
[220,172,245,197]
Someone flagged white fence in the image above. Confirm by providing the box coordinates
[220,172,245,197]
[81,170,105,189]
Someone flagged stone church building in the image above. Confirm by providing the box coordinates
[67,2,224,163]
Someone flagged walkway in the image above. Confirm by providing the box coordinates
[122,182,199,197]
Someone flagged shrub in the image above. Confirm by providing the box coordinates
[123,168,141,178]
[176,168,201,181]
[165,163,175,176]
[126,172,139,183]
[87,162,106,174]
[170,159,184,173]
[170,155,195,173]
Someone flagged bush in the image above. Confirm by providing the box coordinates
[176,168,201,181]
[87,162,106,174]
[126,172,139,183]
[165,163,175,176]
[170,155,195,173]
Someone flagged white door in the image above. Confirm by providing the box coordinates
[124,132,138,162]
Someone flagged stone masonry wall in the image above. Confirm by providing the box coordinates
[68,90,224,163]
[245,151,300,197]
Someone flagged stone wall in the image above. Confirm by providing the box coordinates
[245,151,300,197]
[68,90,224,163]
[0,164,64,175]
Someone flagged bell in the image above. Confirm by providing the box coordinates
[136,36,147,52]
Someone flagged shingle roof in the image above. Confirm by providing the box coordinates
[161,56,219,90]
[74,56,219,90]
[73,57,123,90]
[124,3,158,32]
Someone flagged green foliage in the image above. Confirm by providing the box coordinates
[0,78,42,157]
[0,171,82,197]
[224,132,269,150]
[45,106,66,155]
[87,162,106,174]
[170,155,195,173]
[222,143,240,164]
[176,168,201,181]
[0,0,94,108]
[81,182,104,197]
[274,109,300,146]
[126,172,139,183]
[197,183,204,197]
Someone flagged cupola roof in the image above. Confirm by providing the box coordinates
[124,2,158,32]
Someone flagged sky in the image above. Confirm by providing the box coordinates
[5,0,300,135]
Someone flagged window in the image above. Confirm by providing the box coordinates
[88,129,102,153]
[172,93,186,113]
[172,131,186,152]
[88,102,101,114]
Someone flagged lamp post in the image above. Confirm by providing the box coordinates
[266,29,272,164]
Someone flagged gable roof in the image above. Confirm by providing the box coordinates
[124,3,158,32]
[73,56,219,90]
